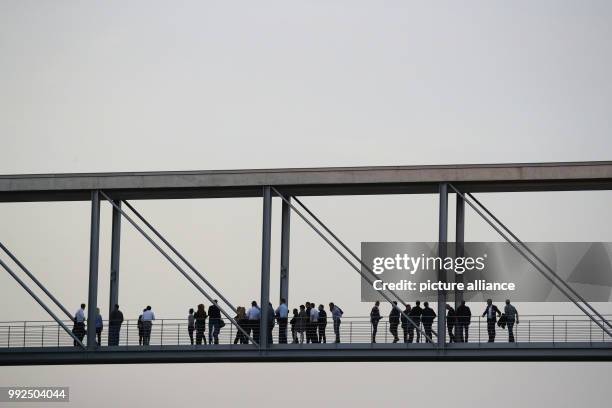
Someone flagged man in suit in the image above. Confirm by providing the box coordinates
[455,300,471,342]
[482,299,501,342]
[421,302,437,343]
[389,301,400,343]
[408,300,423,343]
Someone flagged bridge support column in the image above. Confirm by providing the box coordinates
[279,196,291,304]
[109,200,121,317]
[455,194,464,309]
[260,186,272,348]
[87,190,101,348]
[438,183,448,347]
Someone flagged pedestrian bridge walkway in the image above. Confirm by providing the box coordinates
[1,314,610,364]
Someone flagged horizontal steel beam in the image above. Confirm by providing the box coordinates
[1,343,611,365]
[2,161,612,202]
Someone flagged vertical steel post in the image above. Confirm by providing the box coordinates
[259,186,272,348]
[279,196,291,304]
[87,190,101,348]
[438,183,448,347]
[455,193,465,309]
[109,200,121,317]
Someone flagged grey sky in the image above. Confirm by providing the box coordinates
[1,1,611,407]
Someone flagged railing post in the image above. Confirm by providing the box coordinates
[437,182,448,348]
[87,189,101,348]
[161,320,164,346]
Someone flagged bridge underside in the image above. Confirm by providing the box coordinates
[2,343,611,365]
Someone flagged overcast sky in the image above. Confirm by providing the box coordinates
[1,1,611,407]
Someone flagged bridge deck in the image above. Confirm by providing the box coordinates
[2,161,612,201]
[1,343,611,365]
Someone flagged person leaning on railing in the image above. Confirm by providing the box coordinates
[329,302,343,343]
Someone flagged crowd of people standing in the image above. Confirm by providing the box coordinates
[71,298,519,346]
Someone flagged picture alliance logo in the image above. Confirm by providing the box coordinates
[371,253,488,275]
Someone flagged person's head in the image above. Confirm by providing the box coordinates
[392,301,397,306]
[461,300,466,306]
[487,299,492,305]
[197,304,205,313]
[415,300,420,306]
[281,298,286,304]
[251,301,257,307]
[146,305,151,311]
[189,308,194,314]
[405,303,411,310]
[318,304,324,311]
[329,302,335,310]
[505,299,511,305]
[375,301,380,307]
[299,304,305,310]
[114,304,120,310]
[306,302,311,308]
[445,304,452,311]
[96,307,100,314]
[293,308,298,315]
[80,303,86,310]
[423,301,429,308]
[213,299,218,304]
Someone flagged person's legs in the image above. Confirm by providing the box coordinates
[188,327,194,345]
[299,330,304,344]
[334,320,341,343]
[447,324,454,343]
[408,327,414,343]
[416,324,421,343]
[507,321,515,342]
[213,321,221,344]
[208,321,214,344]
[372,321,378,343]
[487,320,495,342]
[424,324,432,343]
[319,324,326,343]
[96,328,102,346]
[252,321,260,343]
[291,328,297,343]
[279,319,287,344]
[465,325,470,342]
[402,326,408,343]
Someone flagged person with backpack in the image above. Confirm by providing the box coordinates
[329,302,343,343]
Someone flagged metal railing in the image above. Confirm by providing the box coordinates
[0,315,610,348]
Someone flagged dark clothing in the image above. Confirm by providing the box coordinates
[234,317,248,344]
[318,310,327,343]
[446,307,456,343]
[400,310,411,343]
[137,315,144,345]
[482,305,501,342]
[409,306,423,343]
[333,319,341,343]
[208,305,221,344]
[96,327,102,346]
[108,309,123,346]
[194,310,208,345]
[389,307,400,343]
[455,304,471,342]
[278,318,288,344]
[290,315,298,343]
[72,322,85,346]
[370,306,381,342]
[421,307,437,343]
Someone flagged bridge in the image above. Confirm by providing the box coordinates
[1,161,612,364]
